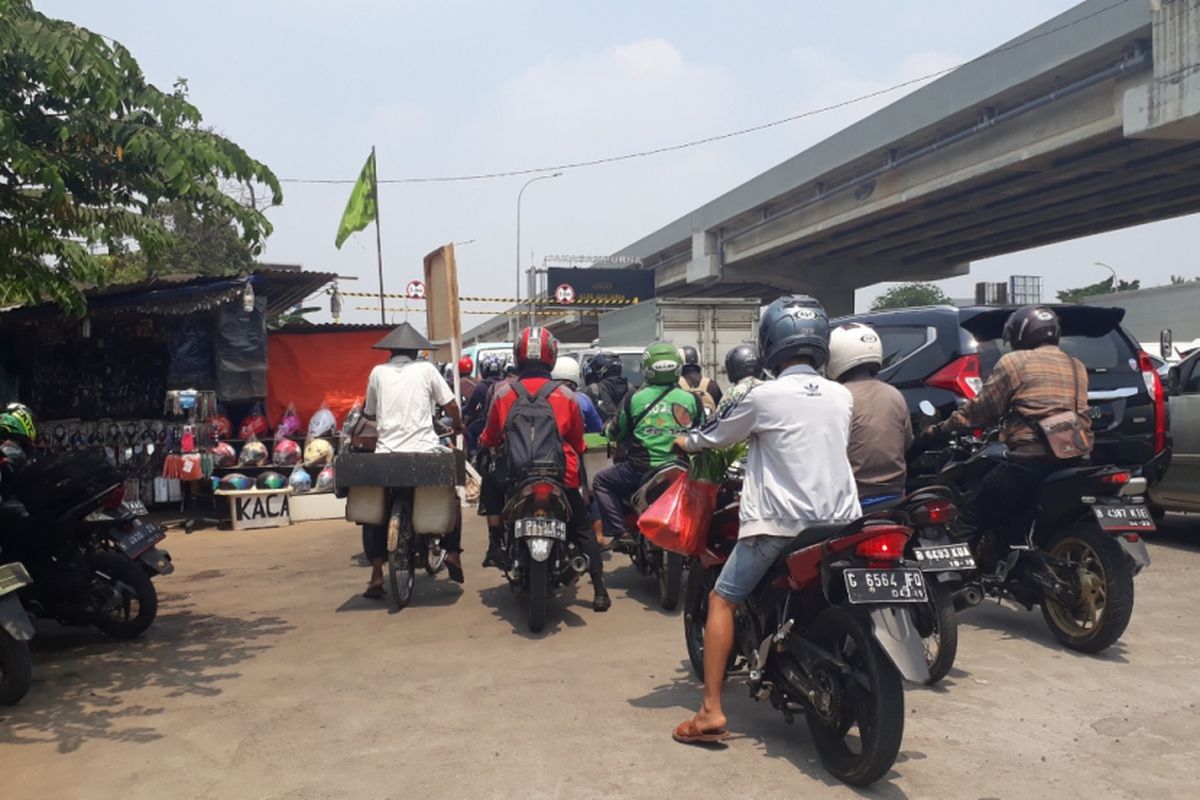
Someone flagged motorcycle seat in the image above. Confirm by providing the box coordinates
[629,462,687,512]
[1040,465,1101,488]
[777,522,850,558]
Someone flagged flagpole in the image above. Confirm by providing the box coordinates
[372,145,385,324]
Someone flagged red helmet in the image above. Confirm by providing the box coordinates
[514,327,558,370]
[458,356,474,376]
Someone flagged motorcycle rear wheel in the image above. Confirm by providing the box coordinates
[804,606,905,787]
[387,497,415,610]
[0,632,32,706]
[916,583,958,685]
[527,559,549,633]
[683,562,713,680]
[658,551,684,611]
[1040,525,1134,654]
[89,552,157,639]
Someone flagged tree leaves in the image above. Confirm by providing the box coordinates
[870,283,952,311]
[0,0,282,314]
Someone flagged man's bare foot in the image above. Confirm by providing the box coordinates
[693,704,727,734]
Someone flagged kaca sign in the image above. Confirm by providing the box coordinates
[232,492,291,530]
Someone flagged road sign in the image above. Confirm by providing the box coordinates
[405,280,426,300]
[554,284,576,305]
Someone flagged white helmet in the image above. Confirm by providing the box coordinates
[827,323,883,380]
[551,356,582,387]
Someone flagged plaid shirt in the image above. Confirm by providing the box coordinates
[940,345,1092,457]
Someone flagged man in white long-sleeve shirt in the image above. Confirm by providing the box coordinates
[670,296,861,745]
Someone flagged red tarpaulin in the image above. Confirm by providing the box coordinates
[267,329,390,429]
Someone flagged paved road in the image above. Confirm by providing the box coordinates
[3,514,1199,799]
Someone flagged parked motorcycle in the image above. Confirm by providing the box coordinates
[683,475,931,786]
[613,462,687,610]
[501,476,586,632]
[0,559,34,705]
[0,448,171,639]
[909,422,1150,654]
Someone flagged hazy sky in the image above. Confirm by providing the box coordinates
[40,0,1200,324]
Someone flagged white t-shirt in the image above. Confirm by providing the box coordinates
[364,356,454,453]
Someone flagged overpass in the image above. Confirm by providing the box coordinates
[467,0,1200,343]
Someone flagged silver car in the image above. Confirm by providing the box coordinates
[1151,350,1200,514]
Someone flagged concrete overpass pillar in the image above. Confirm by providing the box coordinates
[1124,0,1200,140]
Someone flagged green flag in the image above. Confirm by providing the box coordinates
[335,151,376,249]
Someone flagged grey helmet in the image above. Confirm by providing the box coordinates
[758,295,830,373]
[724,344,763,383]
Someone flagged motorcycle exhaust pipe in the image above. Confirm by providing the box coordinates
[957,584,983,608]
[569,555,590,574]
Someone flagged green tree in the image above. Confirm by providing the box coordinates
[1169,274,1199,285]
[1056,277,1139,303]
[0,0,281,313]
[870,282,951,311]
[109,199,255,283]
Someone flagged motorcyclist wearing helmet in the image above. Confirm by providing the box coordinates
[360,324,466,595]
[464,355,504,453]
[593,343,703,548]
[457,355,478,408]
[480,327,610,611]
[828,323,912,500]
[670,296,859,746]
[552,356,603,433]
[715,344,765,416]
[923,305,1092,547]
[678,345,723,417]
[583,352,629,423]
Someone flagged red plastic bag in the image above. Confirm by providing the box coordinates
[638,473,719,556]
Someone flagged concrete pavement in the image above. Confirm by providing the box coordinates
[2,514,1199,799]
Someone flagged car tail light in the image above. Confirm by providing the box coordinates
[911,499,957,527]
[1100,471,1132,486]
[855,529,910,561]
[100,485,125,511]
[926,354,982,399]
[1137,351,1166,455]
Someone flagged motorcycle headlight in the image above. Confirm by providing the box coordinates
[525,537,554,562]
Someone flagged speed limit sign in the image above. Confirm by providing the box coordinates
[554,283,576,305]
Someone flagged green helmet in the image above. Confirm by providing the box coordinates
[642,342,682,385]
[0,403,36,442]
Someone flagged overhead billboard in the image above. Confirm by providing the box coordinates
[545,266,655,306]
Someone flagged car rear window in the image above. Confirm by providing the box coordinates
[977,332,1137,375]
[874,325,933,369]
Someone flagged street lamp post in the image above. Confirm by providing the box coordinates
[1093,261,1119,292]
[515,172,562,336]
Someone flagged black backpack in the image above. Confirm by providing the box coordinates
[505,381,566,481]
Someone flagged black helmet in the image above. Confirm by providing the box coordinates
[724,344,763,383]
[480,355,503,380]
[585,352,621,384]
[1003,305,1060,351]
[758,295,830,373]
[679,346,700,368]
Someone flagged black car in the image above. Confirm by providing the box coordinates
[833,304,1170,483]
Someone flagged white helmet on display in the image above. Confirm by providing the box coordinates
[550,356,582,388]
[827,322,884,381]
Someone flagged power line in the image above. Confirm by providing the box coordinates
[280,0,1132,186]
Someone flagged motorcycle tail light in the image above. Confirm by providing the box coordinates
[911,499,957,527]
[530,482,554,507]
[926,355,982,399]
[100,484,125,511]
[1100,471,1132,486]
[855,528,910,561]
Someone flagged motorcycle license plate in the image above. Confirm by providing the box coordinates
[514,518,567,540]
[843,568,927,604]
[1092,503,1155,532]
[912,543,976,572]
[115,521,166,558]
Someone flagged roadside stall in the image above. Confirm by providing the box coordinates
[0,267,336,528]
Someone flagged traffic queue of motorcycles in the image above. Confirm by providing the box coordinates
[479,392,1154,787]
[1,435,173,707]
